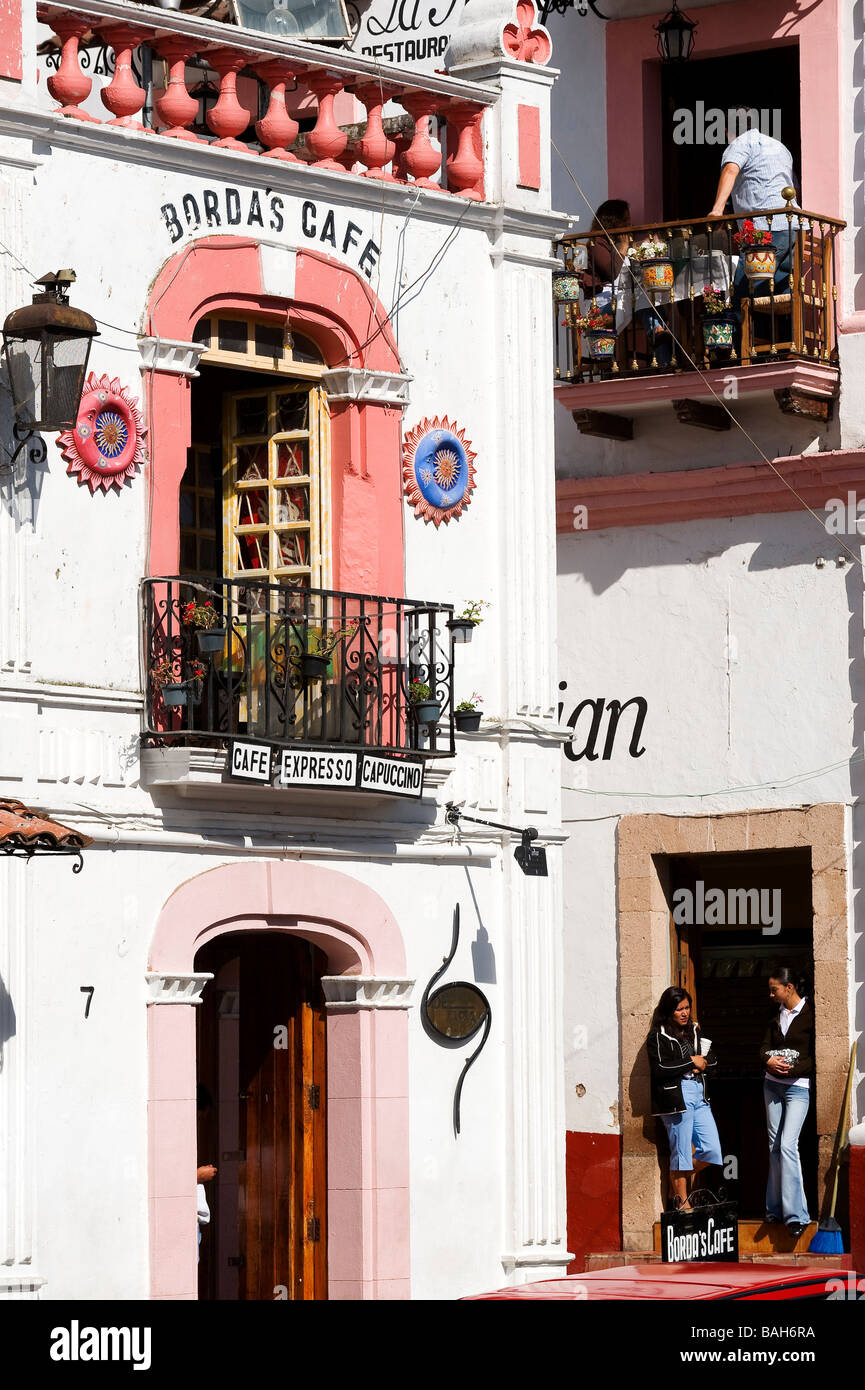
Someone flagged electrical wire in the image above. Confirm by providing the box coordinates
[560,748,865,805]
[549,138,865,572]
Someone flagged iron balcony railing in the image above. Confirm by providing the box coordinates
[553,202,845,385]
[37,0,492,201]
[143,577,456,759]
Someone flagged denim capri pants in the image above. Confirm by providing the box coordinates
[661,1077,723,1171]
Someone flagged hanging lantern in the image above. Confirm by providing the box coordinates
[654,1,697,63]
[2,271,98,432]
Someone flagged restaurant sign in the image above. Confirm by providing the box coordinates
[229,741,425,798]
[660,1202,739,1264]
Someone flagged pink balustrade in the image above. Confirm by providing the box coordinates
[36,2,492,200]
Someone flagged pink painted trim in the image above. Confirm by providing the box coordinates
[148,861,410,1301]
[517,104,541,191]
[143,237,405,593]
[0,0,22,80]
[556,448,865,533]
[555,359,839,413]
[606,0,841,226]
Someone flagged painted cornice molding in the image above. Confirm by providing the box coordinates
[146,971,214,1005]
[556,449,865,533]
[555,360,839,413]
[138,337,207,378]
[321,367,412,407]
[321,976,415,1010]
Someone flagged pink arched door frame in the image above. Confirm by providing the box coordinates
[147,860,411,1300]
[143,236,406,596]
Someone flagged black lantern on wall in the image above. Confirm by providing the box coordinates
[2,271,98,433]
[655,1,697,63]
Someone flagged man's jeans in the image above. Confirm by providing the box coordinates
[731,227,796,313]
[764,1078,811,1226]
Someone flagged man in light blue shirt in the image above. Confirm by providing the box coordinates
[708,111,799,311]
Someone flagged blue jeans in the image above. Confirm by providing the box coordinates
[661,1077,723,1171]
[764,1079,811,1226]
[731,228,796,312]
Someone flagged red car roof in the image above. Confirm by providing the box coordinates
[462,1263,850,1301]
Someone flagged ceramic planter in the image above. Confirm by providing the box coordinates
[702,315,734,350]
[161,682,187,707]
[455,710,482,732]
[583,328,616,359]
[552,270,582,304]
[302,652,330,682]
[640,259,674,293]
[196,627,227,655]
[412,699,441,726]
[743,244,777,280]
[447,617,476,644]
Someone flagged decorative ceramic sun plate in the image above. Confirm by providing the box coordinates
[402,416,477,527]
[57,373,147,493]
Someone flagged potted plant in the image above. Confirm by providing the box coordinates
[630,237,674,293]
[408,678,441,726]
[455,693,483,732]
[181,598,227,656]
[151,657,187,708]
[575,307,617,360]
[301,620,358,682]
[186,659,206,706]
[447,600,489,643]
[701,285,734,351]
[733,219,777,282]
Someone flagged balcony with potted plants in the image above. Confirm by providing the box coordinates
[552,197,844,440]
[141,575,461,796]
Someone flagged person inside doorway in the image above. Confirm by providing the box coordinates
[761,966,814,1238]
[707,106,800,314]
[648,987,722,1211]
[580,199,672,370]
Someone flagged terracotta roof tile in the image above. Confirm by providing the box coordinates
[0,799,94,855]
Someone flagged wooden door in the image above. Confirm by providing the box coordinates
[237,933,327,1300]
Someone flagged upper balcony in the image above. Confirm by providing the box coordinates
[140,576,460,799]
[552,204,845,438]
[35,0,494,200]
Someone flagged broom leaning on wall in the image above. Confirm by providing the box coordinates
[809,1041,858,1255]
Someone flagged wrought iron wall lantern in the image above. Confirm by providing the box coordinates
[654,0,697,63]
[2,270,98,472]
[445,802,549,877]
[421,905,492,1136]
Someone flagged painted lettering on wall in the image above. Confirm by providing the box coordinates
[348,0,467,70]
[558,682,648,761]
[159,188,381,280]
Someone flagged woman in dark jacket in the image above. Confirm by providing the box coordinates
[760,966,814,1237]
[647,987,722,1211]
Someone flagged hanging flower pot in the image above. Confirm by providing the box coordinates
[455,710,482,732]
[161,682,187,708]
[196,626,227,656]
[447,617,477,643]
[583,328,617,359]
[640,259,674,293]
[552,270,582,304]
[702,315,734,350]
[413,699,442,726]
[302,652,330,682]
[743,244,777,281]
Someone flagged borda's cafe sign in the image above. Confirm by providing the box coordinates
[229,740,425,798]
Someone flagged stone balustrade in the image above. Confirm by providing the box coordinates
[36,0,492,199]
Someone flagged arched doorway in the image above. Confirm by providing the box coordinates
[147,860,413,1300]
[195,932,328,1301]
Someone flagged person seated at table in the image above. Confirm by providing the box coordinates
[707,106,800,314]
[581,199,672,368]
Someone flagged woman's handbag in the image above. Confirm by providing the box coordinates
[660,1189,738,1263]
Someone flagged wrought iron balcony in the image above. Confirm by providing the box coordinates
[553,204,844,386]
[36,0,492,200]
[142,577,456,760]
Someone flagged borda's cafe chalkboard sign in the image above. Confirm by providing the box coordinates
[661,1201,739,1264]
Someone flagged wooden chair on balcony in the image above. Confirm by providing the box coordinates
[740,233,828,365]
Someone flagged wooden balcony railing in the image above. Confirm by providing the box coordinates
[553,202,844,385]
[36,0,493,200]
[143,576,457,759]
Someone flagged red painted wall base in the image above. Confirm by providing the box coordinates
[566,1130,621,1273]
[849,1145,865,1276]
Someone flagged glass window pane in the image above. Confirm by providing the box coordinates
[254,323,284,358]
[235,397,268,438]
[276,392,308,434]
[199,537,218,574]
[274,486,309,524]
[192,318,211,347]
[179,491,195,527]
[180,532,196,570]
[276,532,309,568]
[236,444,267,481]
[199,493,216,530]
[237,488,268,528]
[292,333,324,364]
[276,441,308,477]
[218,319,248,354]
[237,532,269,571]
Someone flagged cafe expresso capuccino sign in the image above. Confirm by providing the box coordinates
[229,740,425,798]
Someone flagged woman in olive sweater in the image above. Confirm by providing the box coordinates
[760,966,814,1237]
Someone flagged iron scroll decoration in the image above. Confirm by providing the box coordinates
[421,904,491,1135]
